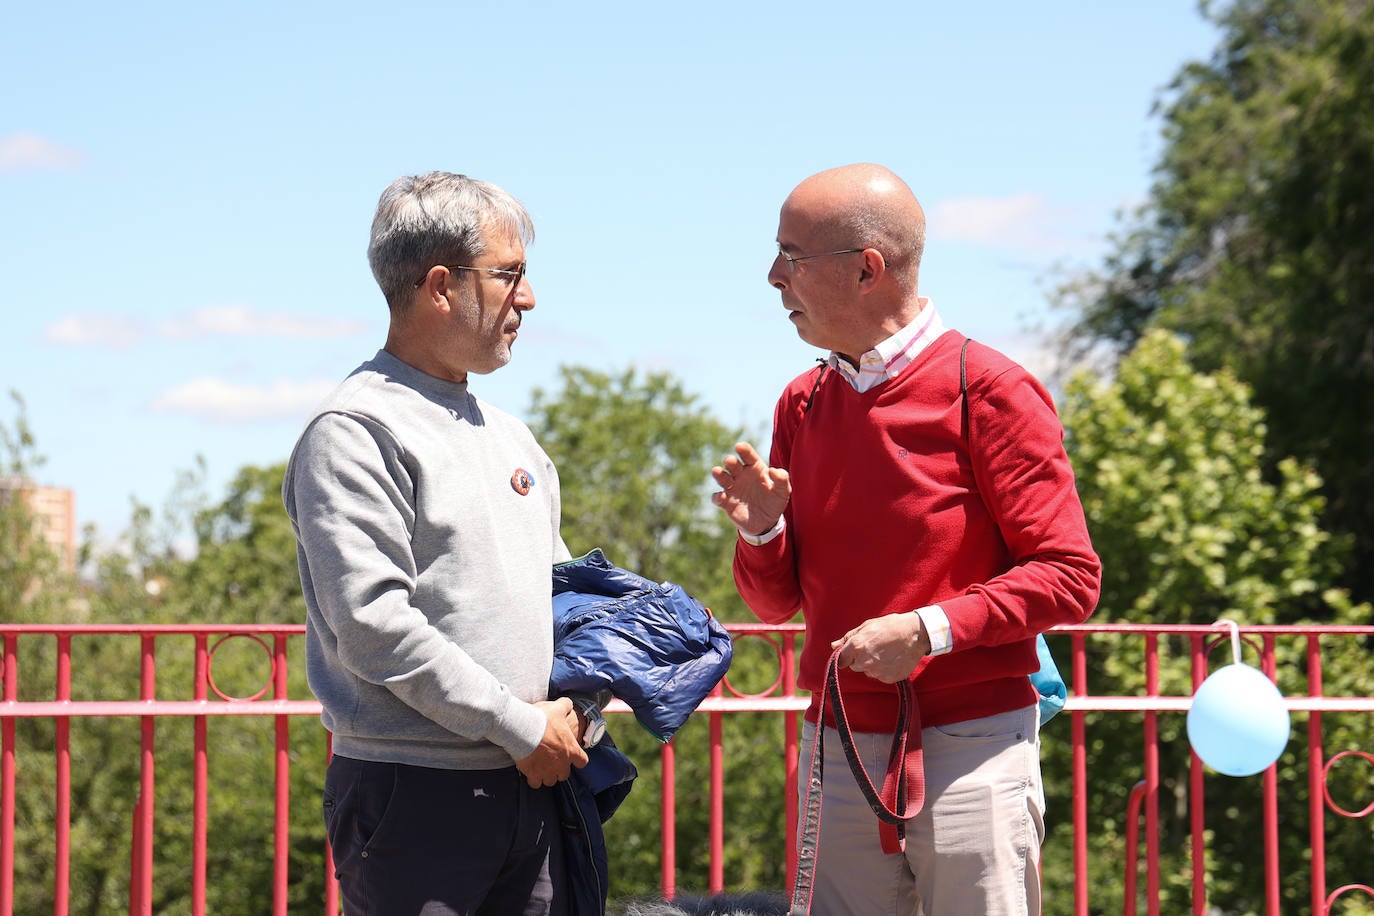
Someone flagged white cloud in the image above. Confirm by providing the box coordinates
[43,305,368,349]
[158,304,367,339]
[151,377,338,422]
[0,132,84,171]
[43,314,145,347]
[928,193,1094,257]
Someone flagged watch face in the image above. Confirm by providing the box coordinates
[584,715,606,748]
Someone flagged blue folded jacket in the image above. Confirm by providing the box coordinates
[551,548,734,743]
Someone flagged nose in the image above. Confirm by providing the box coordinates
[512,276,535,311]
[768,255,788,290]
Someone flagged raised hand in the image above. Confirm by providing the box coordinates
[710,442,792,537]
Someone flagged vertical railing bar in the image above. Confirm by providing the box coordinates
[1189,633,1207,915]
[1306,633,1326,915]
[660,741,677,900]
[1261,635,1281,916]
[1143,632,1161,916]
[192,633,209,916]
[128,794,141,916]
[135,633,156,916]
[1071,630,1088,916]
[782,632,799,893]
[1123,780,1147,916]
[1,633,18,916]
[273,634,290,916]
[55,633,72,916]
[708,690,725,895]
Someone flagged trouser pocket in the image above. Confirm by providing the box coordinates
[322,755,398,880]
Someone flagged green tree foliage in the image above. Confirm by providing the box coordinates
[174,463,304,626]
[1048,330,1372,915]
[140,461,326,914]
[0,391,74,625]
[1067,331,1349,628]
[0,420,323,912]
[528,365,749,621]
[1058,0,1374,602]
[1,392,114,914]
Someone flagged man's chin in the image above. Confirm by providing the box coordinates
[470,350,513,376]
[789,314,820,346]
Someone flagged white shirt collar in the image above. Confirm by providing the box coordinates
[827,299,944,393]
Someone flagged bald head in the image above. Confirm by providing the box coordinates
[784,163,926,287]
[771,164,931,360]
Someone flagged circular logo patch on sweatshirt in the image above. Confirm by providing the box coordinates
[510,468,534,495]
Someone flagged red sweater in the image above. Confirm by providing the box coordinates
[734,331,1101,733]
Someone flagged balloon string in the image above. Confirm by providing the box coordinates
[1217,618,1242,665]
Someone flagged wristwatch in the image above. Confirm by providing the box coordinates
[572,696,607,749]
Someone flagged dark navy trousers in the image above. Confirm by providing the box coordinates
[323,756,568,916]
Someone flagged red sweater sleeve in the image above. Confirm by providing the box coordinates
[941,349,1101,647]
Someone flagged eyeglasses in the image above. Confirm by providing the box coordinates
[413,262,527,289]
[775,246,865,272]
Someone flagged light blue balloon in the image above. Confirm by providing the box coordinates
[1186,663,1291,776]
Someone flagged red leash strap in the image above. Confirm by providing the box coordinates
[825,649,925,852]
[790,648,926,914]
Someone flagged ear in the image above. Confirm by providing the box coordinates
[856,248,886,291]
[416,266,453,314]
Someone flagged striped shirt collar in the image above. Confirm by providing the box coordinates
[828,299,944,393]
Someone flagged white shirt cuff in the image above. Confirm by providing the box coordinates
[737,517,785,547]
[914,605,953,656]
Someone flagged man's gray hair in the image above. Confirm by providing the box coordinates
[367,171,535,310]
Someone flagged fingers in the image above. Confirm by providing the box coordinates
[711,442,792,536]
[733,441,763,465]
[830,632,856,668]
[714,442,765,489]
[720,442,761,475]
[731,442,769,480]
[553,696,577,728]
[828,615,927,684]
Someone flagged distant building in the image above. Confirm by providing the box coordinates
[0,477,77,575]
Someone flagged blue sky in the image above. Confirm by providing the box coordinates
[2,0,1219,543]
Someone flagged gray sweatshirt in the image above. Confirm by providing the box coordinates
[283,349,572,769]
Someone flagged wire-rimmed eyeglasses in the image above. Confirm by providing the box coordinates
[775,246,865,272]
[413,263,526,289]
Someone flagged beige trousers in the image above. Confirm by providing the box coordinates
[798,704,1044,916]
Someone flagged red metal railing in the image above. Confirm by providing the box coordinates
[2,622,1372,915]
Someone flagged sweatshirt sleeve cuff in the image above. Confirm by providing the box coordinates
[491,697,549,762]
[738,517,785,547]
[914,605,953,656]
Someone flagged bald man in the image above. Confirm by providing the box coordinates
[712,164,1101,915]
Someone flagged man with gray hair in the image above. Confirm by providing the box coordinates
[284,171,590,914]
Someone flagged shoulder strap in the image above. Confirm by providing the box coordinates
[961,336,970,446]
[802,360,828,415]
